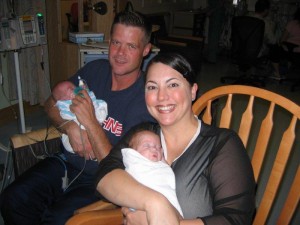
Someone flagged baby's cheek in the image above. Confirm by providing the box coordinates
[66,88,75,99]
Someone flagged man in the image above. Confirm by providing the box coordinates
[205,0,226,64]
[249,0,277,56]
[0,11,154,225]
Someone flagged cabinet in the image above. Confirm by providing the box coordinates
[172,10,206,37]
[45,0,126,87]
[78,43,160,71]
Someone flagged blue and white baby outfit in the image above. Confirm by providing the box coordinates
[56,91,108,153]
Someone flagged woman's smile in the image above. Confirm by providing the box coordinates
[156,105,175,113]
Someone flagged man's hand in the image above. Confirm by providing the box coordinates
[69,90,102,160]
[65,122,95,159]
[45,88,107,160]
[70,90,98,129]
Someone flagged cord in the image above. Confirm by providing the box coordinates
[24,123,59,160]
[63,123,87,191]
[40,46,52,98]
[49,154,69,190]
[19,110,88,192]
[45,120,88,191]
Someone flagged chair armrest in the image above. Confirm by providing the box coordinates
[157,39,187,47]
[10,126,62,177]
[66,208,123,225]
[10,126,61,148]
[74,200,118,214]
[157,34,204,47]
[168,34,204,42]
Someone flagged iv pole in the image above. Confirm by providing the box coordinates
[0,49,26,151]
[0,48,26,134]
[14,49,26,134]
[0,50,24,155]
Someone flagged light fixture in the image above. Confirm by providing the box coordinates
[125,1,134,12]
[87,1,107,15]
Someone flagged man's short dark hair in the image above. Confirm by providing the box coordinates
[255,0,270,13]
[110,11,152,44]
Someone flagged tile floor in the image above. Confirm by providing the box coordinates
[0,54,299,224]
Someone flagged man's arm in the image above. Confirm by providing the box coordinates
[44,92,111,160]
[44,95,94,159]
[69,90,112,160]
[44,95,73,132]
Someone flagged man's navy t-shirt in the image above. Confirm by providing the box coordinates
[67,59,154,173]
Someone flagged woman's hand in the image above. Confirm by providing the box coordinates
[121,197,181,225]
[122,208,148,225]
[146,203,180,225]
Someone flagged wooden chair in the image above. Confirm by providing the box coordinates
[17,85,298,225]
[66,201,123,225]
[10,126,61,177]
[192,85,300,224]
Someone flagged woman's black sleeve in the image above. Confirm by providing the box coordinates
[202,131,256,225]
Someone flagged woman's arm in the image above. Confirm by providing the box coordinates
[202,131,255,224]
[97,169,180,225]
[96,122,180,225]
[121,208,204,225]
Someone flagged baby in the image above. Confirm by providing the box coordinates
[52,80,76,101]
[52,78,108,154]
[121,129,183,217]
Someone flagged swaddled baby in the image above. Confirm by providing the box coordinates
[52,77,107,154]
[121,129,183,217]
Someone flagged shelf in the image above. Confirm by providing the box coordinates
[172,10,206,37]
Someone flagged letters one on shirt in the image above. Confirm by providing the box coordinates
[103,117,123,136]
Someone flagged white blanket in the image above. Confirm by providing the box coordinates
[56,91,107,153]
[121,148,183,217]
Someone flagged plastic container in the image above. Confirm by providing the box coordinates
[69,32,104,44]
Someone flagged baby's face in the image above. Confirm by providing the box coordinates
[53,81,76,100]
[66,87,75,99]
[132,131,163,162]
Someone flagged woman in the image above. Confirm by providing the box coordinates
[96,53,255,225]
[270,8,300,80]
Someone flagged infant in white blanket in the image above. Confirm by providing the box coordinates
[52,77,107,154]
[121,129,183,217]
